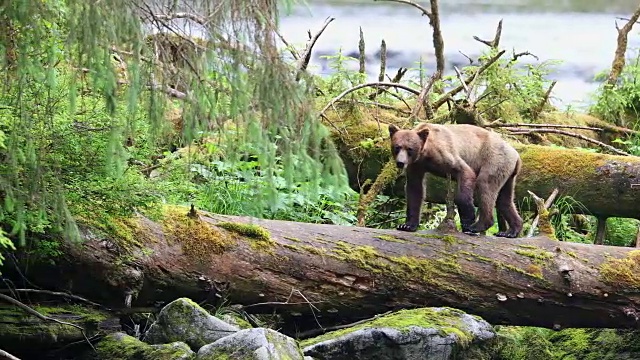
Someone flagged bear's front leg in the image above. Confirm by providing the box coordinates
[397,167,425,232]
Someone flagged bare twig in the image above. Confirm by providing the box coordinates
[532,80,557,117]
[507,128,630,156]
[527,188,559,238]
[370,66,406,100]
[433,50,506,110]
[512,51,539,62]
[296,17,335,81]
[0,293,96,351]
[486,123,603,132]
[297,310,393,339]
[319,81,420,118]
[0,289,108,310]
[607,5,640,85]
[473,19,503,48]
[410,71,441,120]
[374,0,431,18]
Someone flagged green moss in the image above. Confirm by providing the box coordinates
[374,234,408,243]
[216,221,275,252]
[282,244,300,252]
[160,205,233,262]
[301,308,476,348]
[283,236,301,242]
[599,250,640,289]
[515,248,554,265]
[97,332,194,360]
[300,245,328,256]
[460,250,546,280]
[331,242,388,273]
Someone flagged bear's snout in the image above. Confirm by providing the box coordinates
[395,161,405,169]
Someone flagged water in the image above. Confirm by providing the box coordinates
[278,0,640,110]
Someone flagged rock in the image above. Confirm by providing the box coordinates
[219,312,253,329]
[143,298,240,350]
[301,307,495,360]
[196,328,304,360]
[97,332,195,360]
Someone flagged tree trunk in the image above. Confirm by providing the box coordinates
[7,207,640,334]
[333,120,640,220]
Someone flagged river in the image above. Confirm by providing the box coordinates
[278,0,640,110]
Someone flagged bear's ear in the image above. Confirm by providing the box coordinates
[388,124,399,137]
[417,127,430,143]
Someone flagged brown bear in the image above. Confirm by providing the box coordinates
[388,122,523,238]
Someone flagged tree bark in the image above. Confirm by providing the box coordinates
[7,207,640,334]
[333,120,640,220]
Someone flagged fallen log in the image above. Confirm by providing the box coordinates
[333,120,640,220]
[6,206,640,334]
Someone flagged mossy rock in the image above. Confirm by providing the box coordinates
[301,307,495,360]
[142,298,240,351]
[197,327,304,360]
[96,332,195,360]
[219,313,253,330]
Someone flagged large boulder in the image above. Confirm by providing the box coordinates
[143,297,240,350]
[197,327,304,360]
[301,307,495,360]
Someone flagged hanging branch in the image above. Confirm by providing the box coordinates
[296,16,336,81]
[606,5,640,86]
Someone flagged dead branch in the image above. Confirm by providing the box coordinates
[530,80,557,119]
[409,71,441,121]
[147,12,208,25]
[296,17,335,81]
[0,293,95,351]
[473,19,503,48]
[358,27,366,74]
[0,288,108,310]
[370,66,407,100]
[607,5,640,86]
[527,190,558,240]
[356,160,401,226]
[527,188,559,238]
[433,50,506,110]
[507,128,630,156]
[595,215,609,245]
[487,123,602,131]
[428,0,445,76]
[378,40,387,82]
[319,81,420,118]
[511,50,539,62]
[374,0,431,18]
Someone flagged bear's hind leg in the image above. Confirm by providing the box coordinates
[494,174,523,238]
[454,168,478,236]
[468,171,501,234]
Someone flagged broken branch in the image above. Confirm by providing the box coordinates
[296,17,335,81]
[507,128,630,156]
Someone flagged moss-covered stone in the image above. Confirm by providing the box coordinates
[97,332,195,360]
[143,297,240,351]
[197,327,304,360]
[302,307,495,360]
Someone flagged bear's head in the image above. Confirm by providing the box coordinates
[388,124,429,170]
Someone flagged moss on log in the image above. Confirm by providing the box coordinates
[8,205,640,336]
[332,118,640,220]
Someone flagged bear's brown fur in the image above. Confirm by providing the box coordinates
[388,122,523,238]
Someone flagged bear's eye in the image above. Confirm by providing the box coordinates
[406,149,413,156]
[393,145,401,153]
